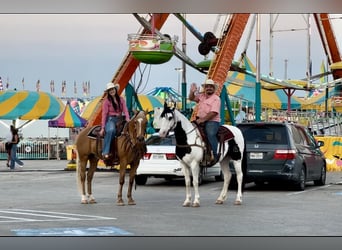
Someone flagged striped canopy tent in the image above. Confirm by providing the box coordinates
[146,87,182,102]
[0,90,64,120]
[225,55,310,111]
[145,87,195,109]
[81,94,164,120]
[293,87,336,111]
[129,94,164,112]
[48,101,88,128]
[225,82,303,110]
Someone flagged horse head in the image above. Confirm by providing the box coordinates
[158,102,177,138]
[127,110,148,144]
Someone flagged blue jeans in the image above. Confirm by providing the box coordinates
[102,116,118,155]
[205,121,220,159]
[10,144,24,169]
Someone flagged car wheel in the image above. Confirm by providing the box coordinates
[293,167,306,191]
[164,177,173,182]
[191,173,203,186]
[215,171,224,182]
[254,181,265,186]
[314,165,326,186]
[135,175,148,185]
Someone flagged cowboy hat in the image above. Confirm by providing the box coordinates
[106,82,120,91]
[201,79,218,89]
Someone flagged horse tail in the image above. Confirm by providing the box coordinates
[241,141,248,193]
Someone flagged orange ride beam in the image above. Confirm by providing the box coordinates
[191,14,250,121]
[313,13,342,80]
[86,14,170,127]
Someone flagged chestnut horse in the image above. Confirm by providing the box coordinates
[76,110,147,205]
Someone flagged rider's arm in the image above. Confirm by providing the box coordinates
[188,83,199,102]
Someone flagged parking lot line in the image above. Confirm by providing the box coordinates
[286,184,332,196]
[0,209,117,223]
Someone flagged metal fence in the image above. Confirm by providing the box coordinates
[0,139,67,160]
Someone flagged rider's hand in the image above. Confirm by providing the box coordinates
[196,118,206,124]
[190,83,197,93]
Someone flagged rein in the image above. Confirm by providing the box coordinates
[171,111,205,150]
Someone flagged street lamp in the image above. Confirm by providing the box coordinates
[175,67,183,94]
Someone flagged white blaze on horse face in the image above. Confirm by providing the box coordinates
[136,117,144,136]
[153,107,162,129]
[158,112,173,138]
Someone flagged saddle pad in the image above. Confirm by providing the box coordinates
[217,126,234,142]
[87,125,102,139]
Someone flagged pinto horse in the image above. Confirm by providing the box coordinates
[75,110,147,205]
[155,104,245,207]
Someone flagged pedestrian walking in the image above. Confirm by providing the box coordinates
[9,125,24,170]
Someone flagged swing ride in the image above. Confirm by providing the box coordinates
[85,13,342,129]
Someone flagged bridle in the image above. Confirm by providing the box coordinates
[164,109,205,149]
[122,111,146,145]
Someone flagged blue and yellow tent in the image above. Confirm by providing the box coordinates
[0,90,64,120]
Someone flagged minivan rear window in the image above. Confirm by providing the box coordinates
[239,124,287,144]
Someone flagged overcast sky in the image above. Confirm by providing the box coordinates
[0,13,341,137]
[1,14,341,97]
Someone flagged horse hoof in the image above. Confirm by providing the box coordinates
[117,200,125,206]
[192,203,200,207]
[89,199,97,204]
[81,200,88,204]
[215,200,224,205]
[128,201,136,205]
[182,202,191,207]
[234,200,242,205]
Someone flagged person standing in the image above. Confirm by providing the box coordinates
[99,82,130,160]
[9,125,24,170]
[5,127,12,168]
[189,79,221,163]
[235,107,246,124]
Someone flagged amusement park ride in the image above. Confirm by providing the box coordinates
[86,13,342,127]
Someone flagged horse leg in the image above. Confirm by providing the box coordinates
[86,158,98,204]
[233,160,243,205]
[216,158,232,204]
[127,162,138,205]
[182,164,192,207]
[116,162,126,206]
[77,156,89,204]
[190,164,201,207]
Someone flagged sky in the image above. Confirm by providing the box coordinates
[0,13,341,137]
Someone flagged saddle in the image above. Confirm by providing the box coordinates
[193,123,241,168]
[86,125,120,167]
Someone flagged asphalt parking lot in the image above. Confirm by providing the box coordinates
[1,160,342,238]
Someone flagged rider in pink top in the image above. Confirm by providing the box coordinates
[99,82,130,159]
[189,79,221,162]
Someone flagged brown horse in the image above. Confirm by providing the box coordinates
[75,110,147,205]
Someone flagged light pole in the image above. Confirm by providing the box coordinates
[284,59,288,80]
[175,67,183,94]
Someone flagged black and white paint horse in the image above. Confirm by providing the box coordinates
[154,104,245,207]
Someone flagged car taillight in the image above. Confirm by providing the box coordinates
[144,153,152,160]
[273,149,296,160]
[165,153,177,160]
